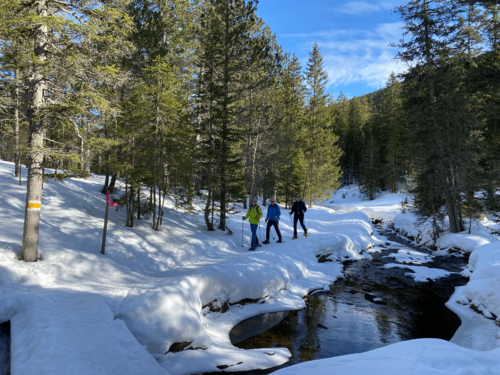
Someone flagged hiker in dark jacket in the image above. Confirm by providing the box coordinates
[263,197,283,244]
[289,194,308,239]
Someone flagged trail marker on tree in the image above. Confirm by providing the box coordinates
[101,190,118,255]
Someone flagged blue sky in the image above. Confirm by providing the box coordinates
[255,0,408,98]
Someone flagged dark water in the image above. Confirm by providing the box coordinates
[0,322,10,375]
[209,229,468,375]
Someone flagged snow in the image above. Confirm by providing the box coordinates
[0,160,376,374]
[446,287,500,351]
[383,248,433,264]
[323,184,404,222]
[382,263,453,282]
[461,242,500,321]
[272,339,500,375]
[1,160,499,375]
[393,213,498,252]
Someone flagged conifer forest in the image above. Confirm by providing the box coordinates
[1,0,500,261]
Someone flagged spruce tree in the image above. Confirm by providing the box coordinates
[0,0,133,261]
[196,0,270,231]
[303,41,341,207]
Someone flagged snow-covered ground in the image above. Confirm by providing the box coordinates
[1,160,499,375]
[273,339,500,375]
[393,213,498,252]
[323,184,404,222]
[0,160,377,374]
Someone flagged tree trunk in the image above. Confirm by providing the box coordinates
[204,189,214,231]
[102,168,110,194]
[108,173,117,192]
[219,0,230,232]
[21,0,48,262]
[14,68,20,178]
[445,187,460,233]
[84,122,91,176]
[137,186,141,220]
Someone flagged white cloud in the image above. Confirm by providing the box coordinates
[337,1,382,15]
[333,0,401,15]
[281,22,407,92]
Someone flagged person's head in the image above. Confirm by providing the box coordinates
[270,197,276,205]
[252,197,258,205]
[296,195,301,201]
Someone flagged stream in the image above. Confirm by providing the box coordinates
[208,228,468,375]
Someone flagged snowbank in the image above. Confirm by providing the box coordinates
[393,213,498,252]
[272,339,500,375]
[0,160,377,374]
[461,242,500,320]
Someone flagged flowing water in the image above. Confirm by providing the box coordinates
[0,322,10,375]
[206,229,468,375]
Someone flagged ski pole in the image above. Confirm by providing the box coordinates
[271,224,275,240]
[241,218,244,247]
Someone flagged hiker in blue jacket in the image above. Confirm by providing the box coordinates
[263,197,283,244]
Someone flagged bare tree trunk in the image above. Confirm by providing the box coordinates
[137,186,141,220]
[130,184,135,228]
[21,0,47,262]
[159,192,165,226]
[108,173,117,192]
[445,186,459,233]
[84,123,91,176]
[204,189,214,231]
[14,68,20,178]
[219,1,230,232]
[125,178,130,227]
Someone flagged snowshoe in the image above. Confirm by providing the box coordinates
[263,240,270,244]
[303,233,310,237]
[276,239,284,243]
[291,236,299,240]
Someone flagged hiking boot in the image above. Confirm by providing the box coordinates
[249,247,255,251]
[276,238,283,243]
[263,240,270,244]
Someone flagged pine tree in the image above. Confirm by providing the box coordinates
[0,0,133,261]
[359,117,383,200]
[196,0,271,231]
[303,41,341,208]
[395,0,476,233]
[379,73,407,192]
[271,53,308,208]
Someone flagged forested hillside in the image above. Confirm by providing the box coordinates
[1,0,499,262]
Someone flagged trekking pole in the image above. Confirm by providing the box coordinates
[241,218,244,247]
[271,225,275,240]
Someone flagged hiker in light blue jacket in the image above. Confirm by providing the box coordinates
[263,197,283,244]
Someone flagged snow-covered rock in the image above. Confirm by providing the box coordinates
[383,248,433,264]
[382,263,453,282]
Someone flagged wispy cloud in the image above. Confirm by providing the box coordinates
[337,1,381,15]
[335,0,400,15]
[281,22,407,93]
